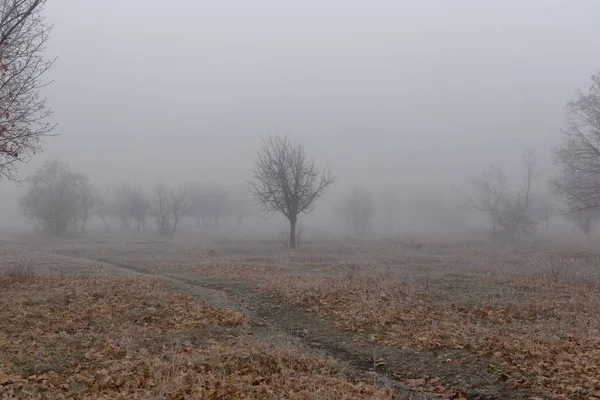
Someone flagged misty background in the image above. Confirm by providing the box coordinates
[2,0,600,232]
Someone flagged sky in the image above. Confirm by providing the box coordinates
[2,0,600,228]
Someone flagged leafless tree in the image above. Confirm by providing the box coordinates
[94,195,110,234]
[19,159,92,235]
[565,209,600,236]
[129,186,149,232]
[111,182,134,229]
[249,134,335,249]
[461,150,538,236]
[76,177,98,232]
[152,182,171,236]
[0,0,56,180]
[335,189,374,237]
[295,219,306,248]
[151,182,191,236]
[553,70,600,213]
[533,194,557,229]
[188,183,228,229]
[168,185,191,236]
[461,164,507,236]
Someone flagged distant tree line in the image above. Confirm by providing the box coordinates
[18,160,255,237]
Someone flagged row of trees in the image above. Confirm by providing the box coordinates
[4,0,600,244]
[458,71,600,237]
[18,160,255,236]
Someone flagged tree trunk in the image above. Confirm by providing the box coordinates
[583,220,591,236]
[289,218,297,249]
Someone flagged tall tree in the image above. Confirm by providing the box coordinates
[19,159,93,236]
[249,134,335,249]
[553,70,600,212]
[0,0,55,179]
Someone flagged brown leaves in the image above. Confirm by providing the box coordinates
[262,274,600,399]
[0,275,391,399]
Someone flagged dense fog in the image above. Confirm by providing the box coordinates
[2,0,600,237]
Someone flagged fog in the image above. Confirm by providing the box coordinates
[2,0,600,234]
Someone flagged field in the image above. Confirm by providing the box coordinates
[1,233,600,399]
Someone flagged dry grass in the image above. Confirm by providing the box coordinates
[261,260,600,399]
[0,275,391,399]
[3,234,600,399]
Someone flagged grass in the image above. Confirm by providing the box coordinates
[1,233,600,399]
[0,274,391,399]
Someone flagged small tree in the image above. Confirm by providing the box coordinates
[249,134,335,249]
[76,177,97,232]
[94,194,110,234]
[461,150,538,236]
[462,164,507,236]
[111,182,134,229]
[19,159,93,235]
[151,182,190,236]
[152,182,171,236]
[0,0,56,180]
[336,189,374,237]
[553,70,600,212]
[130,186,149,232]
[168,185,191,236]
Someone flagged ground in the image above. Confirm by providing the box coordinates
[1,233,599,399]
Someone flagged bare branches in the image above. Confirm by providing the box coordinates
[553,70,600,213]
[0,0,55,180]
[249,134,335,249]
[460,150,539,237]
[151,182,191,236]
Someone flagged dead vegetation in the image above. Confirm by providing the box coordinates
[2,235,600,399]
[0,275,391,399]
[261,255,600,399]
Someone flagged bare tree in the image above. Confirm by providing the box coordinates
[130,186,149,232]
[188,183,228,229]
[249,134,335,249]
[19,159,92,236]
[553,70,600,213]
[169,185,191,236]
[565,209,600,236]
[0,0,56,180]
[461,164,507,236]
[534,194,557,229]
[461,150,538,236]
[335,189,374,237]
[111,182,134,229]
[151,182,190,236]
[76,177,97,232]
[94,194,110,234]
[152,182,171,236]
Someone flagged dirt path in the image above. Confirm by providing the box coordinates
[51,251,531,400]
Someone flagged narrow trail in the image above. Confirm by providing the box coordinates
[51,251,530,400]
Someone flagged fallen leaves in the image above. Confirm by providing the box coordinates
[262,274,600,399]
[0,275,392,399]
